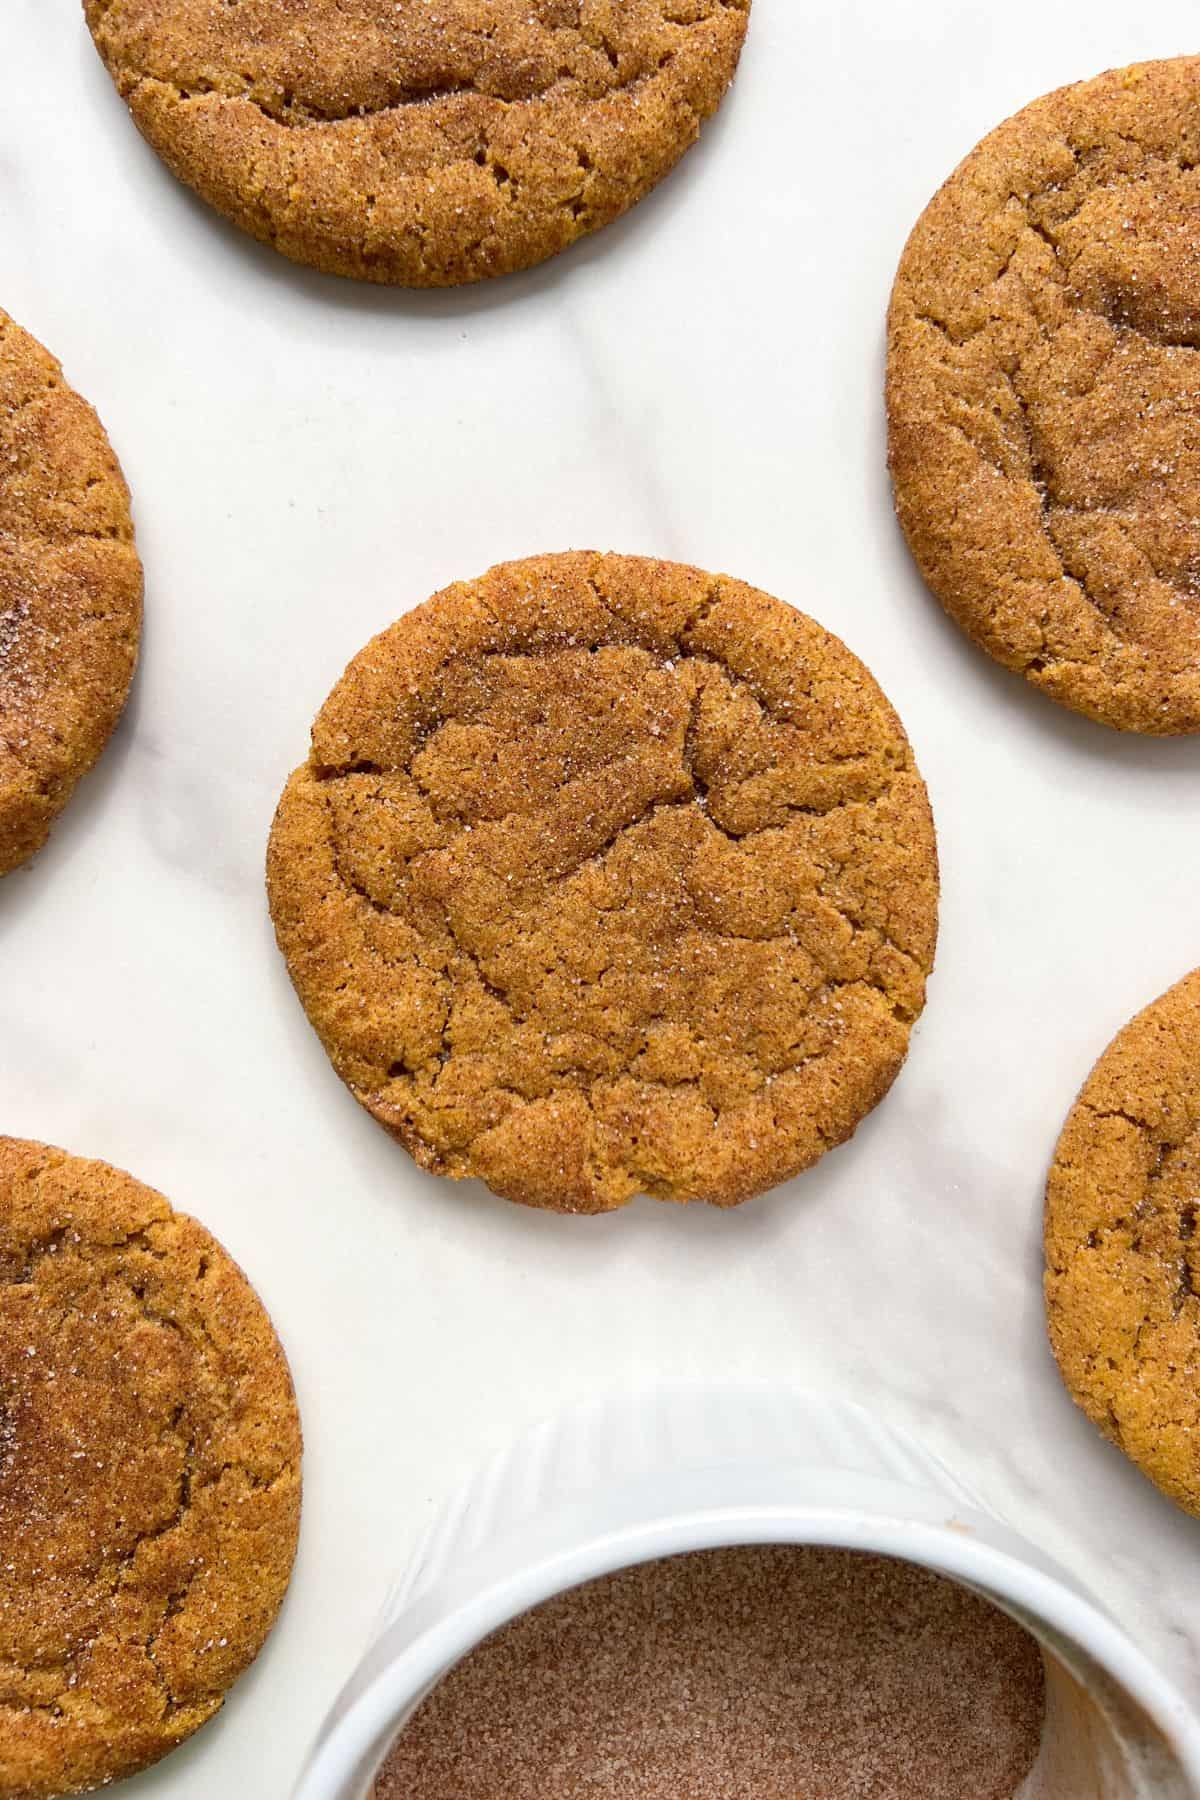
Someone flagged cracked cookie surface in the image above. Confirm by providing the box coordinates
[267,552,939,1214]
[0,312,142,876]
[0,1138,302,1798]
[888,57,1200,734]
[83,0,750,286]
[1045,970,1200,1515]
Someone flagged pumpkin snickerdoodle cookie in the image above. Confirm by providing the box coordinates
[1046,970,1200,1516]
[0,312,142,876]
[268,553,939,1215]
[889,57,1200,734]
[83,0,750,287]
[0,1138,302,1798]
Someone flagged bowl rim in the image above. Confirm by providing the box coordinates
[295,1496,1200,1798]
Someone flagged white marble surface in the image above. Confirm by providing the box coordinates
[4,2,1200,1794]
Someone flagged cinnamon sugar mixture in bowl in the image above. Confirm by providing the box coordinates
[372,1545,1045,1799]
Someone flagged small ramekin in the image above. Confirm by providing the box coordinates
[293,1388,1200,1800]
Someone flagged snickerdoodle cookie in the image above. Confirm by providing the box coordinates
[0,312,142,875]
[1046,969,1200,1515]
[83,1,750,287]
[889,57,1200,734]
[0,1138,302,1797]
[268,553,939,1214]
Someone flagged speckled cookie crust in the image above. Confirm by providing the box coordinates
[1046,969,1200,1515]
[0,312,142,876]
[83,0,750,287]
[0,1138,302,1798]
[267,552,939,1215]
[888,57,1200,734]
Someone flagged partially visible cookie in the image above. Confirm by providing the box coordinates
[0,1138,302,1798]
[83,0,750,287]
[888,57,1200,734]
[268,552,939,1214]
[0,311,142,875]
[1045,970,1200,1515]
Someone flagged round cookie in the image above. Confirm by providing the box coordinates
[83,0,750,288]
[1045,970,1200,1515]
[267,552,939,1214]
[0,1138,302,1797]
[0,311,142,876]
[888,57,1200,734]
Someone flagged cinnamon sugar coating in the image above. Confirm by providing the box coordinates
[267,552,939,1213]
[0,1139,302,1798]
[889,57,1200,733]
[84,0,749,286]
[372,1547,1045,1800]
[0,312,141,875]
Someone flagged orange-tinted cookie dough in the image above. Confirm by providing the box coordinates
[1046,969,1200,1514]
[889,57,1200,733]
[84,0,750,286]
[0,312,141,875]
[268,553,939,1213]
[0,1139,302,1797]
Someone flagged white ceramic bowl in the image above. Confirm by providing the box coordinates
[293,1389,1200,1799]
